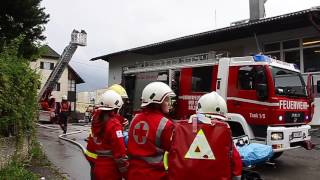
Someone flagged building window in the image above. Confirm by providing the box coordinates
[303,47,320,72]
[264,39,301,63]
[53,83,60,91]
[68,80,76,91]
[303,37,320,72]
[264,39,300,60]
[265,52,280,60]
[191,66,212,92]
[303,37,320,47]
[264,42,280,52]
[264,42,281,60]
[40,61,54,70]
[284,50,300,69]
[283,39,299,49]
[264,38,320,73]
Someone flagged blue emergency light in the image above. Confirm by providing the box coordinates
[253,54,270,62]
[293,64,300,70]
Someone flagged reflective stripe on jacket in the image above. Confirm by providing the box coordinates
[127,109,174,180]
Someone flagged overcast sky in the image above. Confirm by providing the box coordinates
[41,0,320,92]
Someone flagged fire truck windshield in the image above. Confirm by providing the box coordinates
[270,66,307,97]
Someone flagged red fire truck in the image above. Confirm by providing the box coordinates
[122,52,316,158]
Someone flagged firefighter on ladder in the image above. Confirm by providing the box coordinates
[127,82,175,180]
[59,95,71,134]
[85,90,128,180]
[167,91,242,180]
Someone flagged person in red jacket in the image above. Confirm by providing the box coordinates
[86,90,129,180]
[127,82,175,180]
[168,92,242,180]
[59,95,71,134]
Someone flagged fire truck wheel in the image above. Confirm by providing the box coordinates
[271,152,283,160]
[241,170,262,180]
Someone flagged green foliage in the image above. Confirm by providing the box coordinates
[0,162,38,180]
[0,0,49,59]
[29,140,49,166]
[0,38,40,138]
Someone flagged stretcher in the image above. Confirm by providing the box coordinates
[234,135,274,167]
[234,135,273,180]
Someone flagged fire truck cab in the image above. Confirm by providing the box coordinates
[122,53,313,154]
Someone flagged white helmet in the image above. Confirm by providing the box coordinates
[141,82,175,107]
[98,90,123,111]
[196,91,227,120]
[62,95,67,100]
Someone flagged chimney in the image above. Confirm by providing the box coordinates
[249,0,267,21]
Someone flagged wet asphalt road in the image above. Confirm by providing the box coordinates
[37,124,91,180]
[253,130,320,180]
[37,124,320,180]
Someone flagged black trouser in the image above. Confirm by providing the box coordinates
[59,112,69,133]
[89,161,95,180]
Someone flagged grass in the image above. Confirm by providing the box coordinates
[0,162,38,180]
[26,141,66,180]
[29,141,50,166]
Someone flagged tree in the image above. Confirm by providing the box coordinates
[0,0,49,59]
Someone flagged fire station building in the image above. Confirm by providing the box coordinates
[92,6,320,124]
[92,7,320,84]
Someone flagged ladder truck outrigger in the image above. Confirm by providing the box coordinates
[121,52,316,159]
[38,30,87,122]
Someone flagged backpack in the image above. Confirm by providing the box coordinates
[168,118,233,180]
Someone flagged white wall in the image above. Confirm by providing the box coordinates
[76,91,94,112]
[30,57,69,102]
[76,87,108,112]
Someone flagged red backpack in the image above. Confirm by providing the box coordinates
[168,118,233,180]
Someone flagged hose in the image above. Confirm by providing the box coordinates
[58,130,87,153]
[36,123,89,155]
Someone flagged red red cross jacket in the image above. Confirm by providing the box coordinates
[86,111,128,180]
[60,101,70,112]
[168,114,242,180]
[127,109,174,180]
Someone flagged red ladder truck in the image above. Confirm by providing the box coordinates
[38,30,87,122]
[122,52,316,158]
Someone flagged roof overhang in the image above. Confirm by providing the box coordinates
[91,7,320,61]
[41,45,60,59]
[68,65,85,84]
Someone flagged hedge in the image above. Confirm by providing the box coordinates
[0,39,40,138]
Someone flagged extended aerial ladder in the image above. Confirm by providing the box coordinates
[38,30,87,102]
